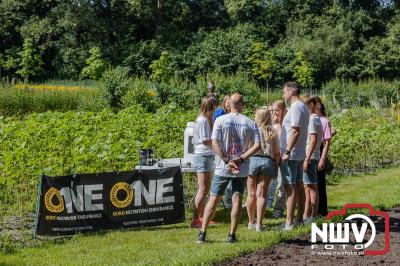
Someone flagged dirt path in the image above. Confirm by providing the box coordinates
[218,207,400,266]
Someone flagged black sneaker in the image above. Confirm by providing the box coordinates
[226,233,237,244]
[196,231,206,244]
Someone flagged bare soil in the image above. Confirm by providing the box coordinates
[218,207,400,266]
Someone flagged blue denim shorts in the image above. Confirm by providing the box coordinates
[303,160,318,185]
[249,156,276,178]
[280,160,304,185]
[210,175,246,196]
[193,154,215,173]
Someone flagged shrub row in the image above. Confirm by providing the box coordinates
[0,71,262,116]
[322,79,400,112]
[329,107,400,180]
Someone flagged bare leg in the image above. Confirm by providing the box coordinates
[284,184,296,225]
[256,176,272,226]
[193,172,211,220]
[295,181,305,223]
[309,184,318,217]
[230,193,243,234]
[303,185,311,218]
[201,195,222,232]
[246,176,257,224]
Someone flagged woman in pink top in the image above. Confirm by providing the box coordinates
[314,97,331,216]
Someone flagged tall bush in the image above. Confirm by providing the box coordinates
[100,67,131,109]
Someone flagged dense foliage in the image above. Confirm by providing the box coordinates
[329,107,400,177]
[0,72,262,115]
[1,104,399,214]
[0,105,196,214]
[0,83,103,116]
[322,79,400,112]
[2,1,400,88]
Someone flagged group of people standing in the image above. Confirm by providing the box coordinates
[191,81,333,244]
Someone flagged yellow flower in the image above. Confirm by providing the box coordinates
[14,83,95,92]
[146,90,156,97]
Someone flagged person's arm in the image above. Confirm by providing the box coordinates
[304,133,317,171]
[230,122,261,166]
[199,119,213,146]
[273,135,280,173]
[211,118,229,163]
[318,138,331,171]
[230,142,261,169]
[282,126,300,161]
[203,140,212,146]
[212,139,229,163]
[239,142,261,160]
[319,118,332,171]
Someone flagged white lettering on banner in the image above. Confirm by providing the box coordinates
[130,177,176,206]
[84,184,103,211]
[52,177,176,214]
[60,185,84,213]
[156,177,175,204]
[59,185,103,213]
[132,180,156,205]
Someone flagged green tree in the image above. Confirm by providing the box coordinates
[181,24,257,79]
[16,38,43,82]
[149,51,175,82]
[246,42,277,89]
[293,52,314,88]
[81,47,109,80]
[224,0,263,22]
[100,67,131,110]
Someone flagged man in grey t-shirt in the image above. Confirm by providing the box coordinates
[196,93,260,244]
[280,82,310,230]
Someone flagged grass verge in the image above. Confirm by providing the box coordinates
[1,167,399,265]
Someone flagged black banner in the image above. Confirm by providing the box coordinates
[35,166,185,235]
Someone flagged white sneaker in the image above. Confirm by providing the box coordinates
[256,224,266,232]
[281,223,294,231]
[303,217,315,225]
[248,222,256,230]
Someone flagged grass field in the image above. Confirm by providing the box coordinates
[1,167,399,265]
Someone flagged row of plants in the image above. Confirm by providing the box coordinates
[321,79,400,112]
[328,106,400,181]
[0,105,196,215]
[0,70,262,116]
[1,104,399,215]
[0,83,103,116]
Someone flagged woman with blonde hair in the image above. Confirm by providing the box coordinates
[271,100,287,218]
[191,96,217,228]
[247,107,280,232]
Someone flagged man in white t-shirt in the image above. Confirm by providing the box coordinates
[196,93,261,244]
[280,82,310,230]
